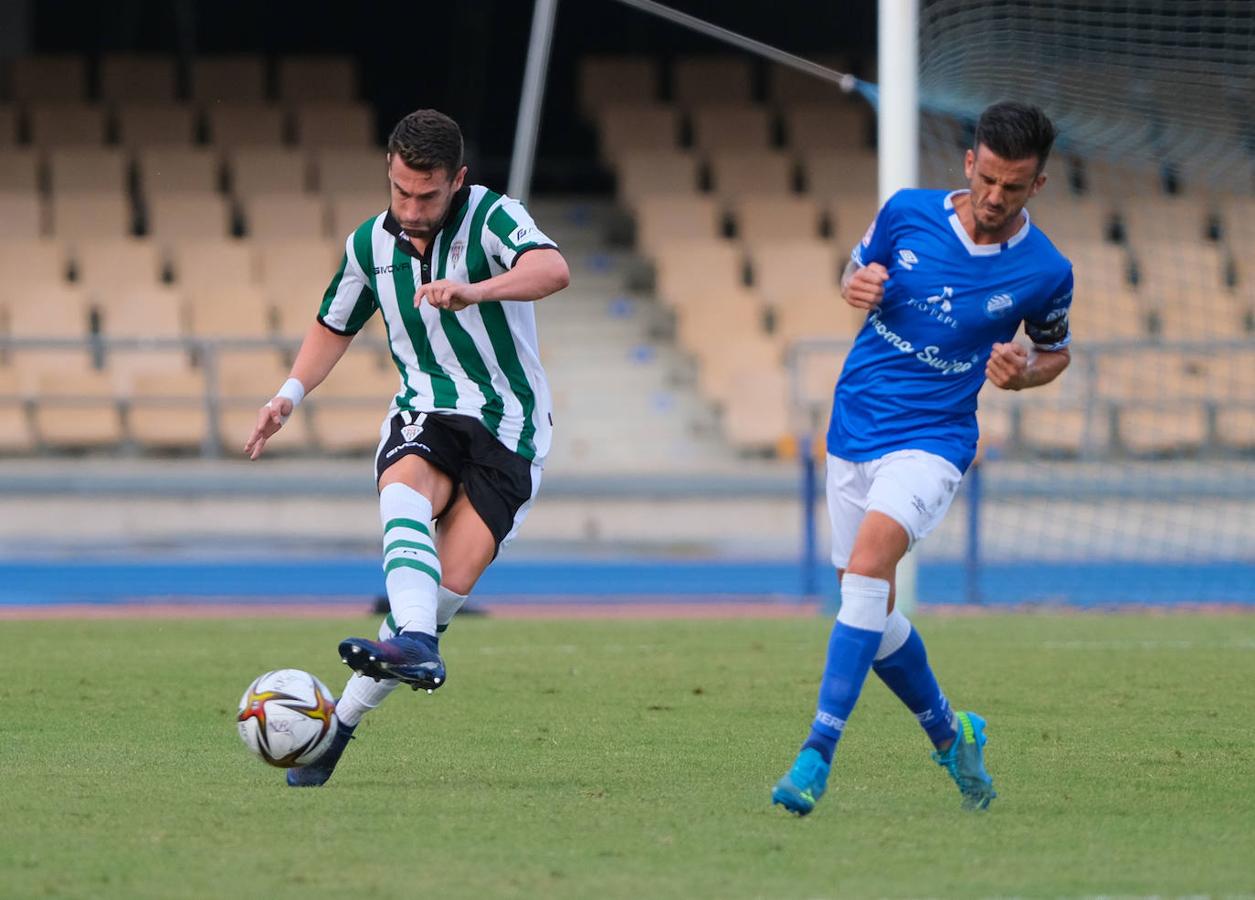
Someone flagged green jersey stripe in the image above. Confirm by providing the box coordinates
[391,244,459,409]
[318,254,347,317]
[354,217,419,407]
[384,517,432,537]
[383,557,441,583]
[439,197,507,435]
[486,203,522,251]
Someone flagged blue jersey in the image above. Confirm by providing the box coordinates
[828,188,1073,473]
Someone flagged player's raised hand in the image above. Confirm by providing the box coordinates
[418,279,483,312]
[986,341,1030,390]
[243,397,292,460]
[843,263,889,310]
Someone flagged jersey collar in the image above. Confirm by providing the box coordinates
[382,185,472,257]
[943,190,1031,256]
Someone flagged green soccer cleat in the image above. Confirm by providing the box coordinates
[771,747,831,816]
[933,711,997,811]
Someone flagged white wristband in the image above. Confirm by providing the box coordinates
[268,377,305,424]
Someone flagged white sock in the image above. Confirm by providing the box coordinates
[335,615,402,726]
[379,482,441,635]
[437,586,469,633]
[875,609,912,660]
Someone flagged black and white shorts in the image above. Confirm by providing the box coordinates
[375,411,542,550]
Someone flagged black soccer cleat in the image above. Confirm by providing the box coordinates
[286,721,356,787]
[338,630,446,692]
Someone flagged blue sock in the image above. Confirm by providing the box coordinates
[802,574,889,764]
[873,625,957,749]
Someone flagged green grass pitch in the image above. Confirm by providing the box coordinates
[3,613,1253,898]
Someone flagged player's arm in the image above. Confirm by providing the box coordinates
[421,247,570,311]
[244,321,354,459]
[986,342,1070,391]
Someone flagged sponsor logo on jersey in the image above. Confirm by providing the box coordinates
[374,262,412,275]
[983,291,1015,319]
[513,225,537,245]
[868,311,976,375]
[898,249,919,270]
[905,286,958,329]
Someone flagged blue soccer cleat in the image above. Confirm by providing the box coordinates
[933,711,997,810]
[771,747,831,816]
[286,720,356,787]
[338,630,446,692]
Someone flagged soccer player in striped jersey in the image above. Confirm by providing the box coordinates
[243,109,570,786]
[771,102,1073,815]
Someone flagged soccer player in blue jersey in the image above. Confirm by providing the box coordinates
[772,102,1073,815]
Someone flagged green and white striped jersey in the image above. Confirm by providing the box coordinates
[318,184,557,463]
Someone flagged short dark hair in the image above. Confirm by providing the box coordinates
[974,102,1057,172]
[388,109,464,176]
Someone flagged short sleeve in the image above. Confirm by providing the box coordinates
[318,232,378,336]
[482,197,558,270]
[850,191,901,269]
[1024,267,1073,351]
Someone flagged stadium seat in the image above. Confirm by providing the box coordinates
[116,104,199,148]
[1065,285,1147,340]
[1097,351,1214,403]
[30,368,124,449]
[28,102,107,146]
[2,286,89,363]
[634,194,722,256]
[256,238,342,290]
[729,194,822,245]
[1064,242,1137,293]
[802,151,878,202]
[721,368,792,452]
[578,56,659,119]
[1081,158,1162,198]
[206,104,286,147]
[277,56,360,102]
[1029,197,1115,245]
[292,102,374,147]
[191,56,268,102]
[615,150,701,210]
[313,147,387,193]
[1215,407,1255,450]
[1134,240,1227,296]
[186,285,273,339]
[309,351,399,452]
[707,150,795,199]
[1117,405,1209,455]
[672,286,766,352]
[242,194,327,240]
[228,147,309,195]
[99,55,178,102]
[750,240,841,298]
[593,105,681,164]
[136,147,222,195]
[216,356,306,452]
[0,239,70,287]
[328,191,386,239]
[826,193,881,249]
[97,285,189,376]
[653,239,746,305]
[145,191,234,242]
[689,104,775,152]
[73,238,163,291]
[1015,370,1108,455]
[0,368,35,452]
[672,57,754,106]
[0,148,39,191]
[784,103,870,152]
[8,56,86,101]
[0,106,17,144]
[0,192,47,239]
[170,238,256,287]
[770,289,864,343]
[47,147,129,194]
[50,191,134,240]
[1153,289,1246,341]
[125,367,209,450]
[1119,195,1212,245]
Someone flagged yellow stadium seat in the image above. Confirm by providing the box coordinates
[593,105,681,164]
[28,102,106,146]
[1215,407,1255,450]
[0,192,47,239]
[243,194,327,240]
[277,56,360,102]
[1118,405,1209,455]
[50,192,133,240]
[770,289,864,343]
[145,192,234,243]
[721,368,792,452]
[1119,195,1212,245]
[803,151,878,202]
[169,238,256,287]
[191,56,267,102]
[691,332,782,408]
[785,104,870,152]
[0,239,68,288]
[9,56,86,101]
[117,104,198,148]
[74,238,163,291]
[0,148,40,191]
[186,285,273,339]
[310,350,399,451]
[653,239,745,306]
[328,192,386,241]
[750,240,841,298]
[1029,197,1114,245]
[826,193,881,249]
[30,369,124,448]
[137,147,222,195]
[0,368,35,452]
[689,104,774,152]
[292,102,374,147]
[707,151,794,199]
[615,150,701,211]
[216,356,308,453]
[47,148,128,194]
[313,147,387,193]
[578,56,659,119]
[634,195,722,257]
[95,284,186,345]
[207,104,286,147]
[228,147,309,195]
[673,57,753,106]
[125,367,209,450]
[100,55,178,102]
[256,239,342,291]
[672,287,766,352]
[1152,289,1246,341]
[730,194,822,245]
[1065,286,1147,341]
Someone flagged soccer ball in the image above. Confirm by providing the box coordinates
[236,669,338,768]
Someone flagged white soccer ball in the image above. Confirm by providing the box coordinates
[236,669,339,768]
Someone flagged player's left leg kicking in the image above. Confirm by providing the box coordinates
[772,450,996,814]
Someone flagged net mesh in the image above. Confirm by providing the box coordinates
[901,0,1255,603]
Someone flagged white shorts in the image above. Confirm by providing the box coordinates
[826,449,963,569]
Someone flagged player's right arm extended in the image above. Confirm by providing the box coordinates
[243,320,353,459]
[841,260,889,311]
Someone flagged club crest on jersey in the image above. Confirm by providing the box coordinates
[983,291,1015,319]
[897,249,918,270]
[449,240,465,267]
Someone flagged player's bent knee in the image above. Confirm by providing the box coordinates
[378,454,452,503]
